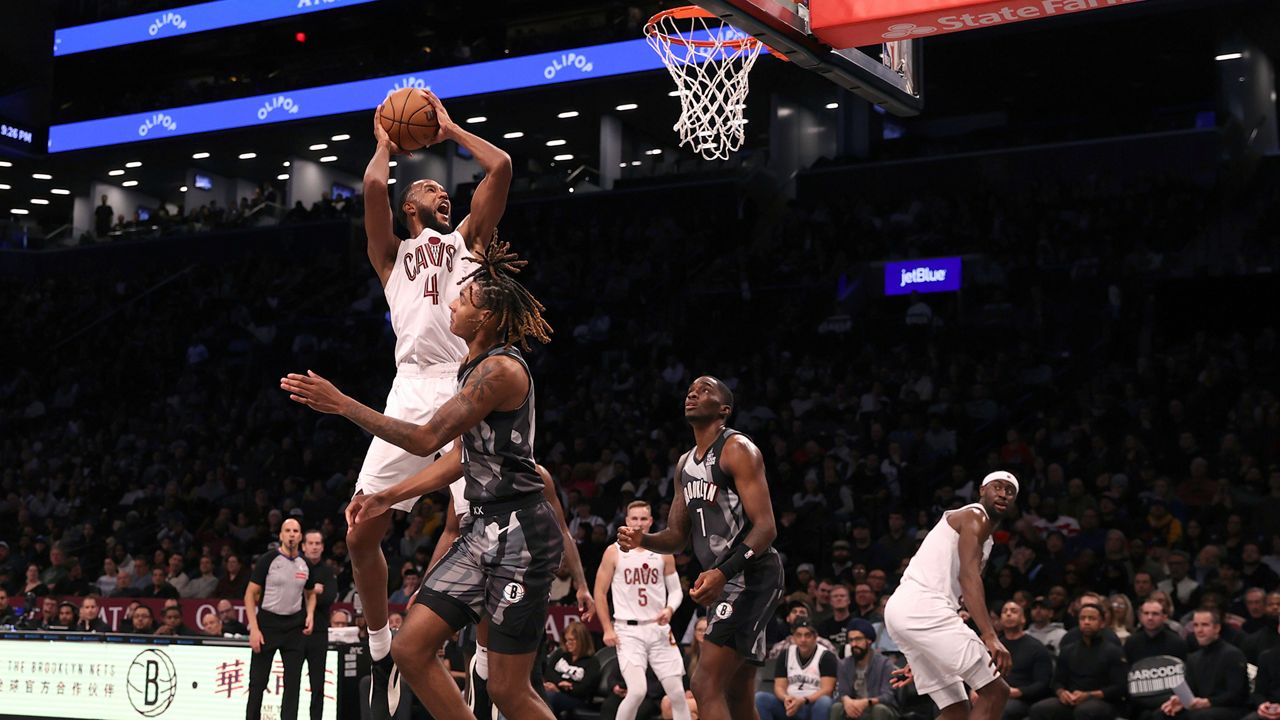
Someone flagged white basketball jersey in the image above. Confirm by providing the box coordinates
[449,478,469,516]
[611,544,667,622]
[898,502,993,610]
[784,644,831,698]
[383,226,472,367]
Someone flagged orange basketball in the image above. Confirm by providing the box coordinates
[379,88,438,151]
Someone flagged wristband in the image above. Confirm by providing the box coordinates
[714,543,755,578]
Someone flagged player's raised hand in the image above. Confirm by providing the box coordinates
[280,370,349,414]
[690,568,728,606]
[372,104,403,154]
[418,89,456,147]
[616,526,642,552]
[889,665,914,689]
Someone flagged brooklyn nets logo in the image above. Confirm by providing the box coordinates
[714,602,734,620]
[503,582,526,603]
[127,648,178,717]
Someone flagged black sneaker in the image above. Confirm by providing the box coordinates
[369,654,401,719]
[467,653,493,720]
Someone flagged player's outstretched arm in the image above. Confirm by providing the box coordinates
[594,545,618,644]
[364,104,402,286]
[282,355,526,458]
[539,464,595,620]
[956,509,1012,676]
[347,445,464,527]
[624,454,691,554]
[418,90,511,255]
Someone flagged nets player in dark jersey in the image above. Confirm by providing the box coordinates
[619,376,784,720]
[281,241,563,720]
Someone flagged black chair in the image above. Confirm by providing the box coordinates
[570,646,617,720]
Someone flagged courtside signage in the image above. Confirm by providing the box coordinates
[48,36,700,152]
[0,638,338,719]
[54,0,379,56]
[811,0,1144,49]
[884,256,962,295]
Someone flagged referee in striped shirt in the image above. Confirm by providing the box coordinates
[246,518,316,720]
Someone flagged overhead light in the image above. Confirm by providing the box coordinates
[387,178,397,184]
[619,162,628,168]
[466,116,488,124]
[630,160,641,166]
[277,173,290,180]
[557,111,580,119]
[1215,52,1244,61]
[645,149,663,156]
[0,161,11,167]
[122,180,138,187]
[125,161,142,168]
[331,134,351,141]
[503,131,524,139]
[282,161,291,167]
[668,90,681,97]
[192,152,210,159]
[0,183,9,190]
[568,187,575,193]
[615,103,638,111]
[50,188,70,195]
[309,143,328,151]
[108,169,125,176]
[30,198,49,205]
[32,173,52,180]
[545,139,567,147]
[10,208,28,215]
[179,186,188,192]
[238,152,257,159]
[826,102,839,109]
[319,155,337,162]
[553,154,574,161]
[388,160,397,167]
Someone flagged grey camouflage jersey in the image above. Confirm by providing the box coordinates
[679,427,779,573]
[457,345,542,504]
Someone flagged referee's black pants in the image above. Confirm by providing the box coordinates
[304,626,328,720]
[247,612,306,720]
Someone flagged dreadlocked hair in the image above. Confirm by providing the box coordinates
[459,239,553,350]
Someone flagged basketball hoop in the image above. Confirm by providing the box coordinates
[645,6,783,161]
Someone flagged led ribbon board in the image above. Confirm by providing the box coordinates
[48,37,711,152]
[884,257,962,296]
[54,0,380,56]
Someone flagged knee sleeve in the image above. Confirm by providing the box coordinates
[616,664,650,720]
[660,675,692,720]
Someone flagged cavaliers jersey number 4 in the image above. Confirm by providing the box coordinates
[385,227,473,367]
[678,427,779,574]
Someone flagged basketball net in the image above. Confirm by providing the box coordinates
[645,8,769,161]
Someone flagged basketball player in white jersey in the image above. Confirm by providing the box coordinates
[354,87,511,718]
[883,471,1018,720]
[595,501,692,720]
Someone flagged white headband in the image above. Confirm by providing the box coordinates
[982,471,1019,494]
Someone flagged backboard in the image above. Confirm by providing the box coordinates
[693,0,925,116]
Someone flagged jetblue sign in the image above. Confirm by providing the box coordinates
[54,0,379,56]
[883,257,962,296]
[48,35,733,153]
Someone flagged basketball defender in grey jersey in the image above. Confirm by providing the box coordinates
[619,375,783,720]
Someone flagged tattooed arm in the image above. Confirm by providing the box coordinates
[280,356,527,456]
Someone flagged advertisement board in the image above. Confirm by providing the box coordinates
[883,256,963,296]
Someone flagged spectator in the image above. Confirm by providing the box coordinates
[662,616,705,720]
[130,605,156,634]
[1159,552,1201,617]
[1125,600,1187,663]
[388,567,420,605]
[770,603,838,659]
[1028,603,1126,720]
[830,618,899,720]
[75,596,108,632]
[215,555,250,599]
[155,605,192,636]
[21,563,49,597]
[995,601,1054,720]
[1244,593,1280,664]
[329,609,352,628]
[165,553,190,596]
[217,599,249,635]
[1240,588,1271,634]
[182,556,218,598]
[1152,609,1248,720]
[48,602,76,630]
[853,584,882,623]
[543,621,601,719]
[201,611,225,637]
[1107,594,1135,642]
[95,557,119,596]
[1246,647,1280,720]
[141,567,180,599]
[1027,597,1067,657]
[0,588,15,625]
[818,584,857,652]
[755,618,836,720]
[94,195,113,238]
[1242,544,1280,593]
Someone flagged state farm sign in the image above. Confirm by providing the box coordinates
[811,0,1145,50]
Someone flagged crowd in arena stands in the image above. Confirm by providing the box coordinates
[3,162,1280,718]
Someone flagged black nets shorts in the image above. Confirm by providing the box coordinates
[704,550,784,665]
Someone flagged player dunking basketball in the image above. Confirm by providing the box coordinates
[619,376,784,720]
[596,500,693,720]
[282,242,563,720]
[347,87,511,718]
[883,471,1018,720]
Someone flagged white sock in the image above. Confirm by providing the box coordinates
[475,643,489,681]
[369,624,393,661]
[661,675,692,720]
